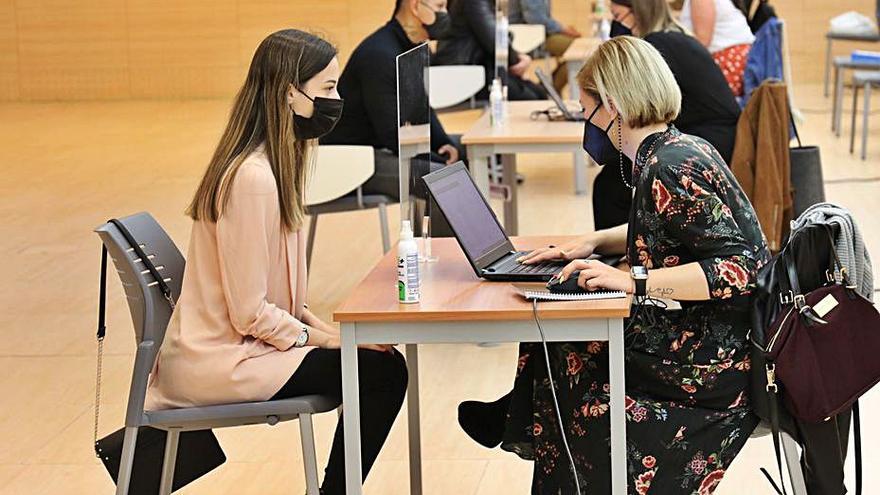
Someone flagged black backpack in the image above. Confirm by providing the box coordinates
[750,223,862,495]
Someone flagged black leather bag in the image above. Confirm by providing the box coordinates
[96,427,226,495]
[93,219,225,494]
[750,223,864,495]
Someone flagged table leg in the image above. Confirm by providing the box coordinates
[405,344,423,495]
[341,322,363,495]
[834,65,844,137]
[862,83,871,161]
[573,151,587,196]
[567,60,580,101]
[468,145,491,200]
[607,317,628,494]
[501,153,519,235]
[824,38,832,97]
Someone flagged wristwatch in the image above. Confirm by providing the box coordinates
[293,326,310,348]
[631,266,648,297]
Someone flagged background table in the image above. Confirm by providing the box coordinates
[333,236,632,495]
[831,55,880,136]
[824,32,880,97]
[462,100,589,235]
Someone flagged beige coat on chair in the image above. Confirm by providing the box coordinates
[146,147,313,410]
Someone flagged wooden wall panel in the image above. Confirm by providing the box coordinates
[15,0,129,100]
[0,0,18,100]
[127,0,239,98]
[0,0,876,101]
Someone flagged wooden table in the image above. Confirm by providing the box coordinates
[462,100,589,235]
[562,37,602,100]
[334,237,632,495]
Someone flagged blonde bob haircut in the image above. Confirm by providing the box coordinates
[576,36,681,129]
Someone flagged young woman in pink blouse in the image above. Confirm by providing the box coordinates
[145,29,407,494]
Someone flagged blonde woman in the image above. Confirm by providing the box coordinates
[464,37,769,493]
[144,30,407,494]
[592,0,741,230]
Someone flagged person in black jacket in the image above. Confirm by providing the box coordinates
[434,0,546,100]
[588,0,741,230]
[322,0,461,234]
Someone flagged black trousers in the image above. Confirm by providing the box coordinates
[271,348,408,495]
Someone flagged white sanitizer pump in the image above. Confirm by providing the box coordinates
[397,220,420,304]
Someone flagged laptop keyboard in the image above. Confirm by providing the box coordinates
[495,252,560,275]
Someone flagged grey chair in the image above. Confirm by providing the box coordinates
[305,145,392,271]
[849,70,880,160]
[95,212,339,495]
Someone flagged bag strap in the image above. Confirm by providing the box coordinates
[854,400,863,495]
[93,219,176,454]
[788,98,802,149]
[108,218,176,309]
[765,366,789,495]
[93,245,108,455]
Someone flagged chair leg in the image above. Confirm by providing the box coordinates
[115,426,139,495]
[299,414,321,495]
[781,431,808,495]
[850,83,860,153]
[378,203,391,254]
[158,429,180,495]
[862,83,872,161]
[306,214,318,271]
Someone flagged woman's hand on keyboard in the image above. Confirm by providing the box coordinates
[517,236,597,265]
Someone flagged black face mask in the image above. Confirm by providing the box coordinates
[292,89,344,140]
[421,2,452,39]
[582,104,617,166]
[610,20,633,37]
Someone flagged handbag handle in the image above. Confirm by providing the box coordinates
[782,225,856,325]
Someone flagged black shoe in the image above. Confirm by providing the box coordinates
[457,391,512,449]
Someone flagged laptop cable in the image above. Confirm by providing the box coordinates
[531,296,645,494]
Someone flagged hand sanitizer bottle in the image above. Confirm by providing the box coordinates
[490,78,504,128]
[397,220,420,304]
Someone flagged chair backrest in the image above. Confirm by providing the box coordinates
[427,65,486,109]
[306,145,375,206]
[509,24,546,55]
[95,212,184,421]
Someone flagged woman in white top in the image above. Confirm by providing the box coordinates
[679,0,755,96]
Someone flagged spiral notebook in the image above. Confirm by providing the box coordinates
[513,284,627,302]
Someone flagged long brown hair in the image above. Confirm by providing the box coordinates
[612,0,688,36]
[187,29,337,231]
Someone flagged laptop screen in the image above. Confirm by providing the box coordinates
[535,68,572,117]
[423,163,510,267]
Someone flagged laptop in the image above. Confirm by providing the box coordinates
[423,162,616,282]
[535,67,585,122]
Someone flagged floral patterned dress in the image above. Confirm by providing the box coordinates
[501,127,771,494]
